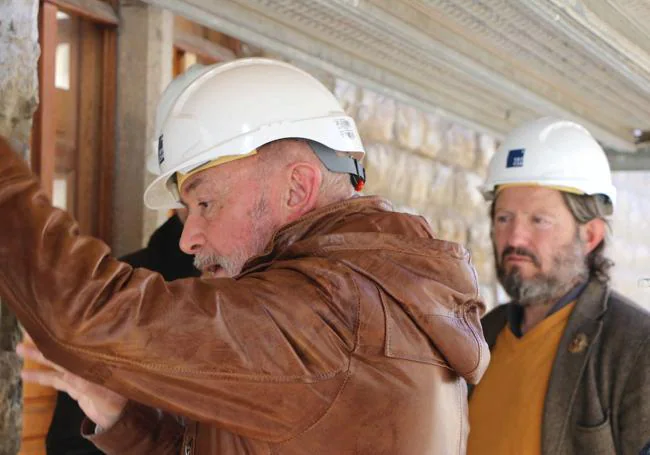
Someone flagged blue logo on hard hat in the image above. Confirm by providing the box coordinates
[158,135,165,166]
[506,149,525,168]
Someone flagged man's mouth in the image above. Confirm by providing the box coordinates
[501,247,541,268]
[203,264,229,278]
[504,254,532,263]
[205,263,227,277]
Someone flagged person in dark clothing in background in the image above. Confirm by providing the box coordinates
[119,209,199,282]
[45,212,199,455]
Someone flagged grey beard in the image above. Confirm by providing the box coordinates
[193,193,273,278]
[194,251,247,277]
[497,238,589,306]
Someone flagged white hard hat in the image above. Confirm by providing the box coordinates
[146,64,212,175]
[482,117,616,212]
[144,58,366,209]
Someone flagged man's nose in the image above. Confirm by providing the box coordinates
[506,217,532,249]
[179,213,206,255]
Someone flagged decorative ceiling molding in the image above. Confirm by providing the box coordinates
[145,0,650,155]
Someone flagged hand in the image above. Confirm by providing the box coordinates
[17,342,128,429]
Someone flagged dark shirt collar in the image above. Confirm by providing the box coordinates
[507,281,588,338]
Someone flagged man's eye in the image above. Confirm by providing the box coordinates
[532,216,551,226]
[198,201,210,209]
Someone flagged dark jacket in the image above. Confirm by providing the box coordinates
[0,136,489,454]
[118,214,200,282]
[46,214,199,455]
[478,279,650,455]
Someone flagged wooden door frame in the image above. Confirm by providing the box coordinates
[31,0,117,244]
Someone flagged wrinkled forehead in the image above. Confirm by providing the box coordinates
[178,158,260,206]
[177,165,226,204]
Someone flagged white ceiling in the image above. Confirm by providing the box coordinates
[146,0,650,153]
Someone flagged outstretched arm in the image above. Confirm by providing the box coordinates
[0,137,353,442]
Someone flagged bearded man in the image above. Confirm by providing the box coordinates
[467,117,650,455]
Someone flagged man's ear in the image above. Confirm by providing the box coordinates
[580,218,606,254]
[284,162,322,222]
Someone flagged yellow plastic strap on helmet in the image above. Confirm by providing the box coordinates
[176,149,258,192]
[496,182,585,196]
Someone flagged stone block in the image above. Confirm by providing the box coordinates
[454,171,488,222]
[355,88,396,143]
[385,149,411,206]
[404,152,436,211]
[364,145,453,211]
[363,144,404,203]
[445,123,477,169]
[428,162,455,209]
[467,221,496,284]
[476,133,497,176]
[420,113,446,159]
[437,216,468,246]
[396,103,424,151]
[334,79,359,118]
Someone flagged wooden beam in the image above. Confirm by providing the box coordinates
[46,0,118,26]
[98,26,117,244]
[174,30,236,63]
[75,20,103,236]
[31,2,57,199]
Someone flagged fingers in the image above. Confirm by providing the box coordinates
[21,368,89,404]
[18,343,102,395]
[21,369,74,396]
[16,342,67,373]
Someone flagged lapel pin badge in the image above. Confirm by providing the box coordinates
[568,332,589,353]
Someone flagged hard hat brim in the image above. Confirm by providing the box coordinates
[481,179,617,208]
[144,114,365,210]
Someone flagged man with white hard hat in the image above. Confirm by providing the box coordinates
[0,58,489,454]
[468,117,650,455]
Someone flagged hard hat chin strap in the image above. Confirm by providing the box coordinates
[307,140,366,191]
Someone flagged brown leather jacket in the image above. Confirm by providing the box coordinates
[0,137,489,454]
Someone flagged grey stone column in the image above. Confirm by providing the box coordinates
[0,0,40,453]
[112,0,172,257]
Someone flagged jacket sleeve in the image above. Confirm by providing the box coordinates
[0,137,355,442]
[82,401,183,455]
[618,333,650,455]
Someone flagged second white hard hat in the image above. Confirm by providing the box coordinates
[482,117,616,213]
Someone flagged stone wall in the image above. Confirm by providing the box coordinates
[0,0,40,453]
[332,79,498,309]
[331,78,650,312]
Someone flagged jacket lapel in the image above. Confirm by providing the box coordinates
[542,280,608,455]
